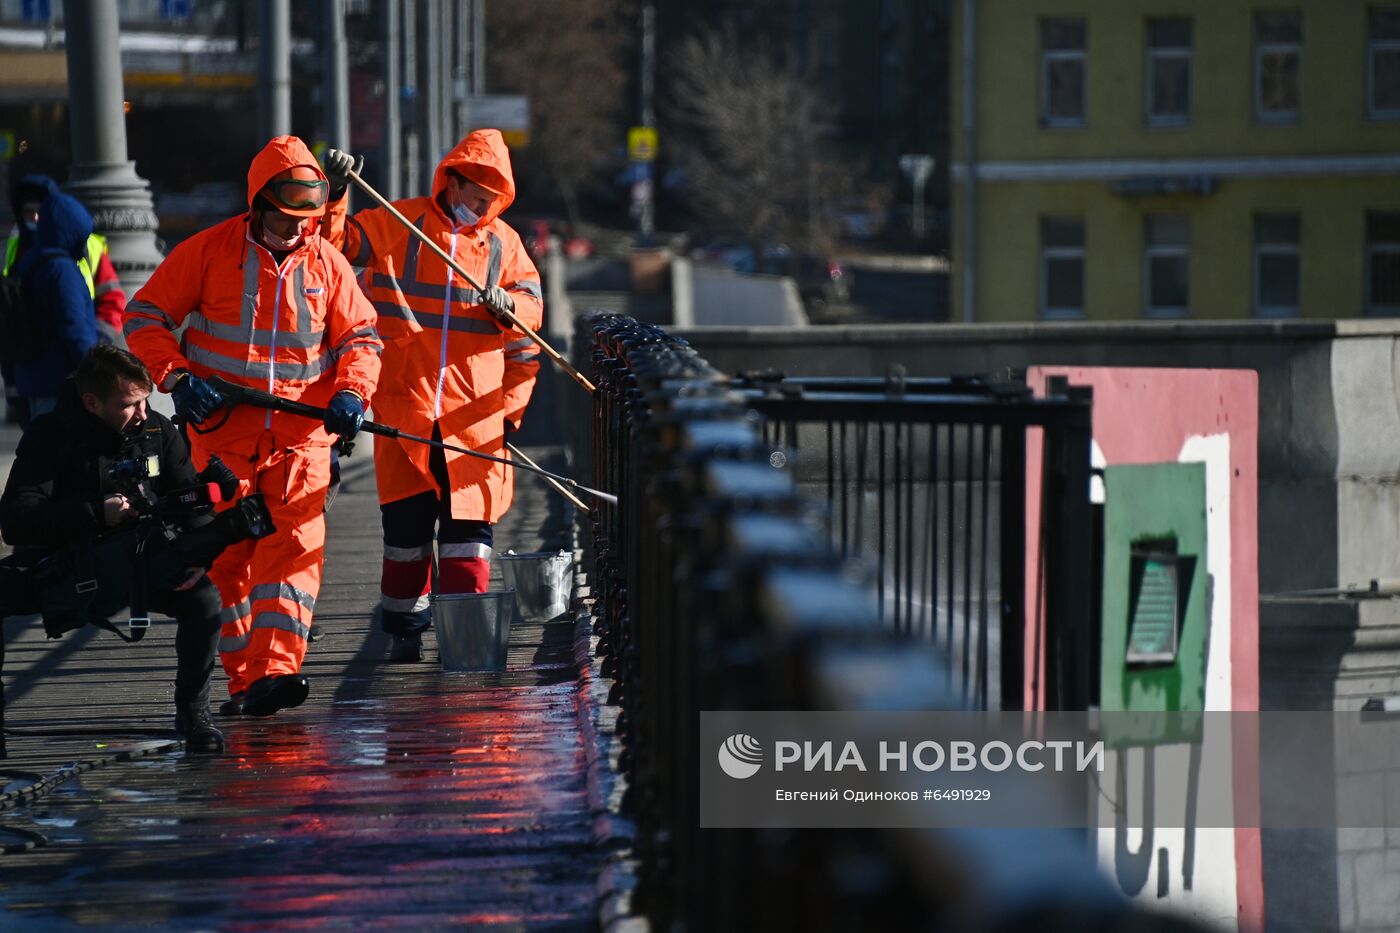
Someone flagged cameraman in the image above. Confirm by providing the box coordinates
[0,346,225,754]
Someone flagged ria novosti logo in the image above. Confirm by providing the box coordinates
[717,733,764,779]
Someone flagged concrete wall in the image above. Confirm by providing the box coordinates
[671,258,808,328]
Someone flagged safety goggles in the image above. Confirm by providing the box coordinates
[264,178,329,212]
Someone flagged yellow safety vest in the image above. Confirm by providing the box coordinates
[2,230,106,300]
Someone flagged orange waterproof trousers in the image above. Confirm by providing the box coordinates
[208,442,331,696]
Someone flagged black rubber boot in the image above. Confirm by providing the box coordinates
[175,705,226,754]
[217,691,245,717]
[390,632,424,662]
[240,674,310,717]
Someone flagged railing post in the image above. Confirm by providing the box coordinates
[999,423,1027,711]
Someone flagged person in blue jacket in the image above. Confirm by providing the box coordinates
[12,192,97,425]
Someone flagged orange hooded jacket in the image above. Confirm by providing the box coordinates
[323,129,543,522]
[125,136,382,460]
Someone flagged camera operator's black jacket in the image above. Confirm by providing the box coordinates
[0,379,198,548]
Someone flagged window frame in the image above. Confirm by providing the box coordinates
[1039,216,1087,320]
[1366,211,1400,316]
[1143,214,1191,319]
[1146,17,1194,128]
[1040,17,1088,128]
[1254,13,1303,124]
[1252,213,1301,319]
[1368,8,1400,120]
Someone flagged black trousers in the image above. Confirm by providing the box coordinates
[146,575,222,709]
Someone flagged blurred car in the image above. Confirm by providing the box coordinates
[155,181,244,248]
[827,197,889,241]
[519,217,595,263]
[695,240,851,310]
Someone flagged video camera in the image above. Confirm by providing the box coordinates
[104,454,276,573]
[0,455,278,638]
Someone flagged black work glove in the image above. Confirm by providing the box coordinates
[324,390,365,441]
[170,371,225,425]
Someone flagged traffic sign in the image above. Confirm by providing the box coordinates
[628,126,658,163]
[899,154,935,238]
[899,154,935,187]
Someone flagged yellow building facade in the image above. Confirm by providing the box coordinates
[952,1,1400,322]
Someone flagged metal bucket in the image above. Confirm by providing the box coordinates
[498,550,574,621]
[432,589,515,672]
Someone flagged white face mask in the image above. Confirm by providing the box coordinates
[263,228,302,250]
[451,201,481,227]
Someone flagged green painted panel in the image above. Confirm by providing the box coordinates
[1101,463,1209,743]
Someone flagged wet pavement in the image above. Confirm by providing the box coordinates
[0,446,600,931]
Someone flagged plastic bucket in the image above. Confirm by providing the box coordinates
[432,589,515,672]
[498,550,574,621]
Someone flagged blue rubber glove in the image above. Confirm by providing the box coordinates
[170,371,224,425]
[324,391,365,441]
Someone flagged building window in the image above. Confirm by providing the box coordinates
[1369,8,1400,118]
[1367,212,1400,315]
[1255,12,1302,123]
[1040,217,1085,319]
[1040,18,1087,127]
[1146,17,1193,126]
[1254,214,1300,318]
[1144,215,1190,317]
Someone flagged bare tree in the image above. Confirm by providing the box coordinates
[669,29,835,265]
[487,0,633,228]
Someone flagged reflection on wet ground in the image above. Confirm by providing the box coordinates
[0,448,598,930]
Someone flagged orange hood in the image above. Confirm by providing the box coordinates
[246,135,327,211]
[431,129,517,227]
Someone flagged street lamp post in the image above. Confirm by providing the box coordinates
[62,0,164,299]
[259,0,292,140]
[324,0,350,152]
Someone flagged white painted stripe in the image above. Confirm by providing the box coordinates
[440,542,492,559]
[381,594,432,612]
[384,543,433,562]
[952,153,1400,183]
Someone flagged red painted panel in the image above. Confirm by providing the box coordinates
[1025,366,1261,931]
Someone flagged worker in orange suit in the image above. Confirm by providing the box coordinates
[321,129,542,662]
[124,136,382,717]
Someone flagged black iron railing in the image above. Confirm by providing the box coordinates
[574,315,1121,932]
[731,371,1094,710]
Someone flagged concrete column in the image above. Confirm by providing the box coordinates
[439,0,455,145]
[471,0,485,94]
[402,0,419,194]
[454,0,470,140]
[420,0,442,185]
[323,0,350,151]
[62,0,163,298]
[382,0,401,199]
[259,0,292,140]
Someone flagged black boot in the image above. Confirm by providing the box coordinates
[241,673,310,717]
[217,691,246,716]
[390,632,424,662]
[175,704,226,754]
